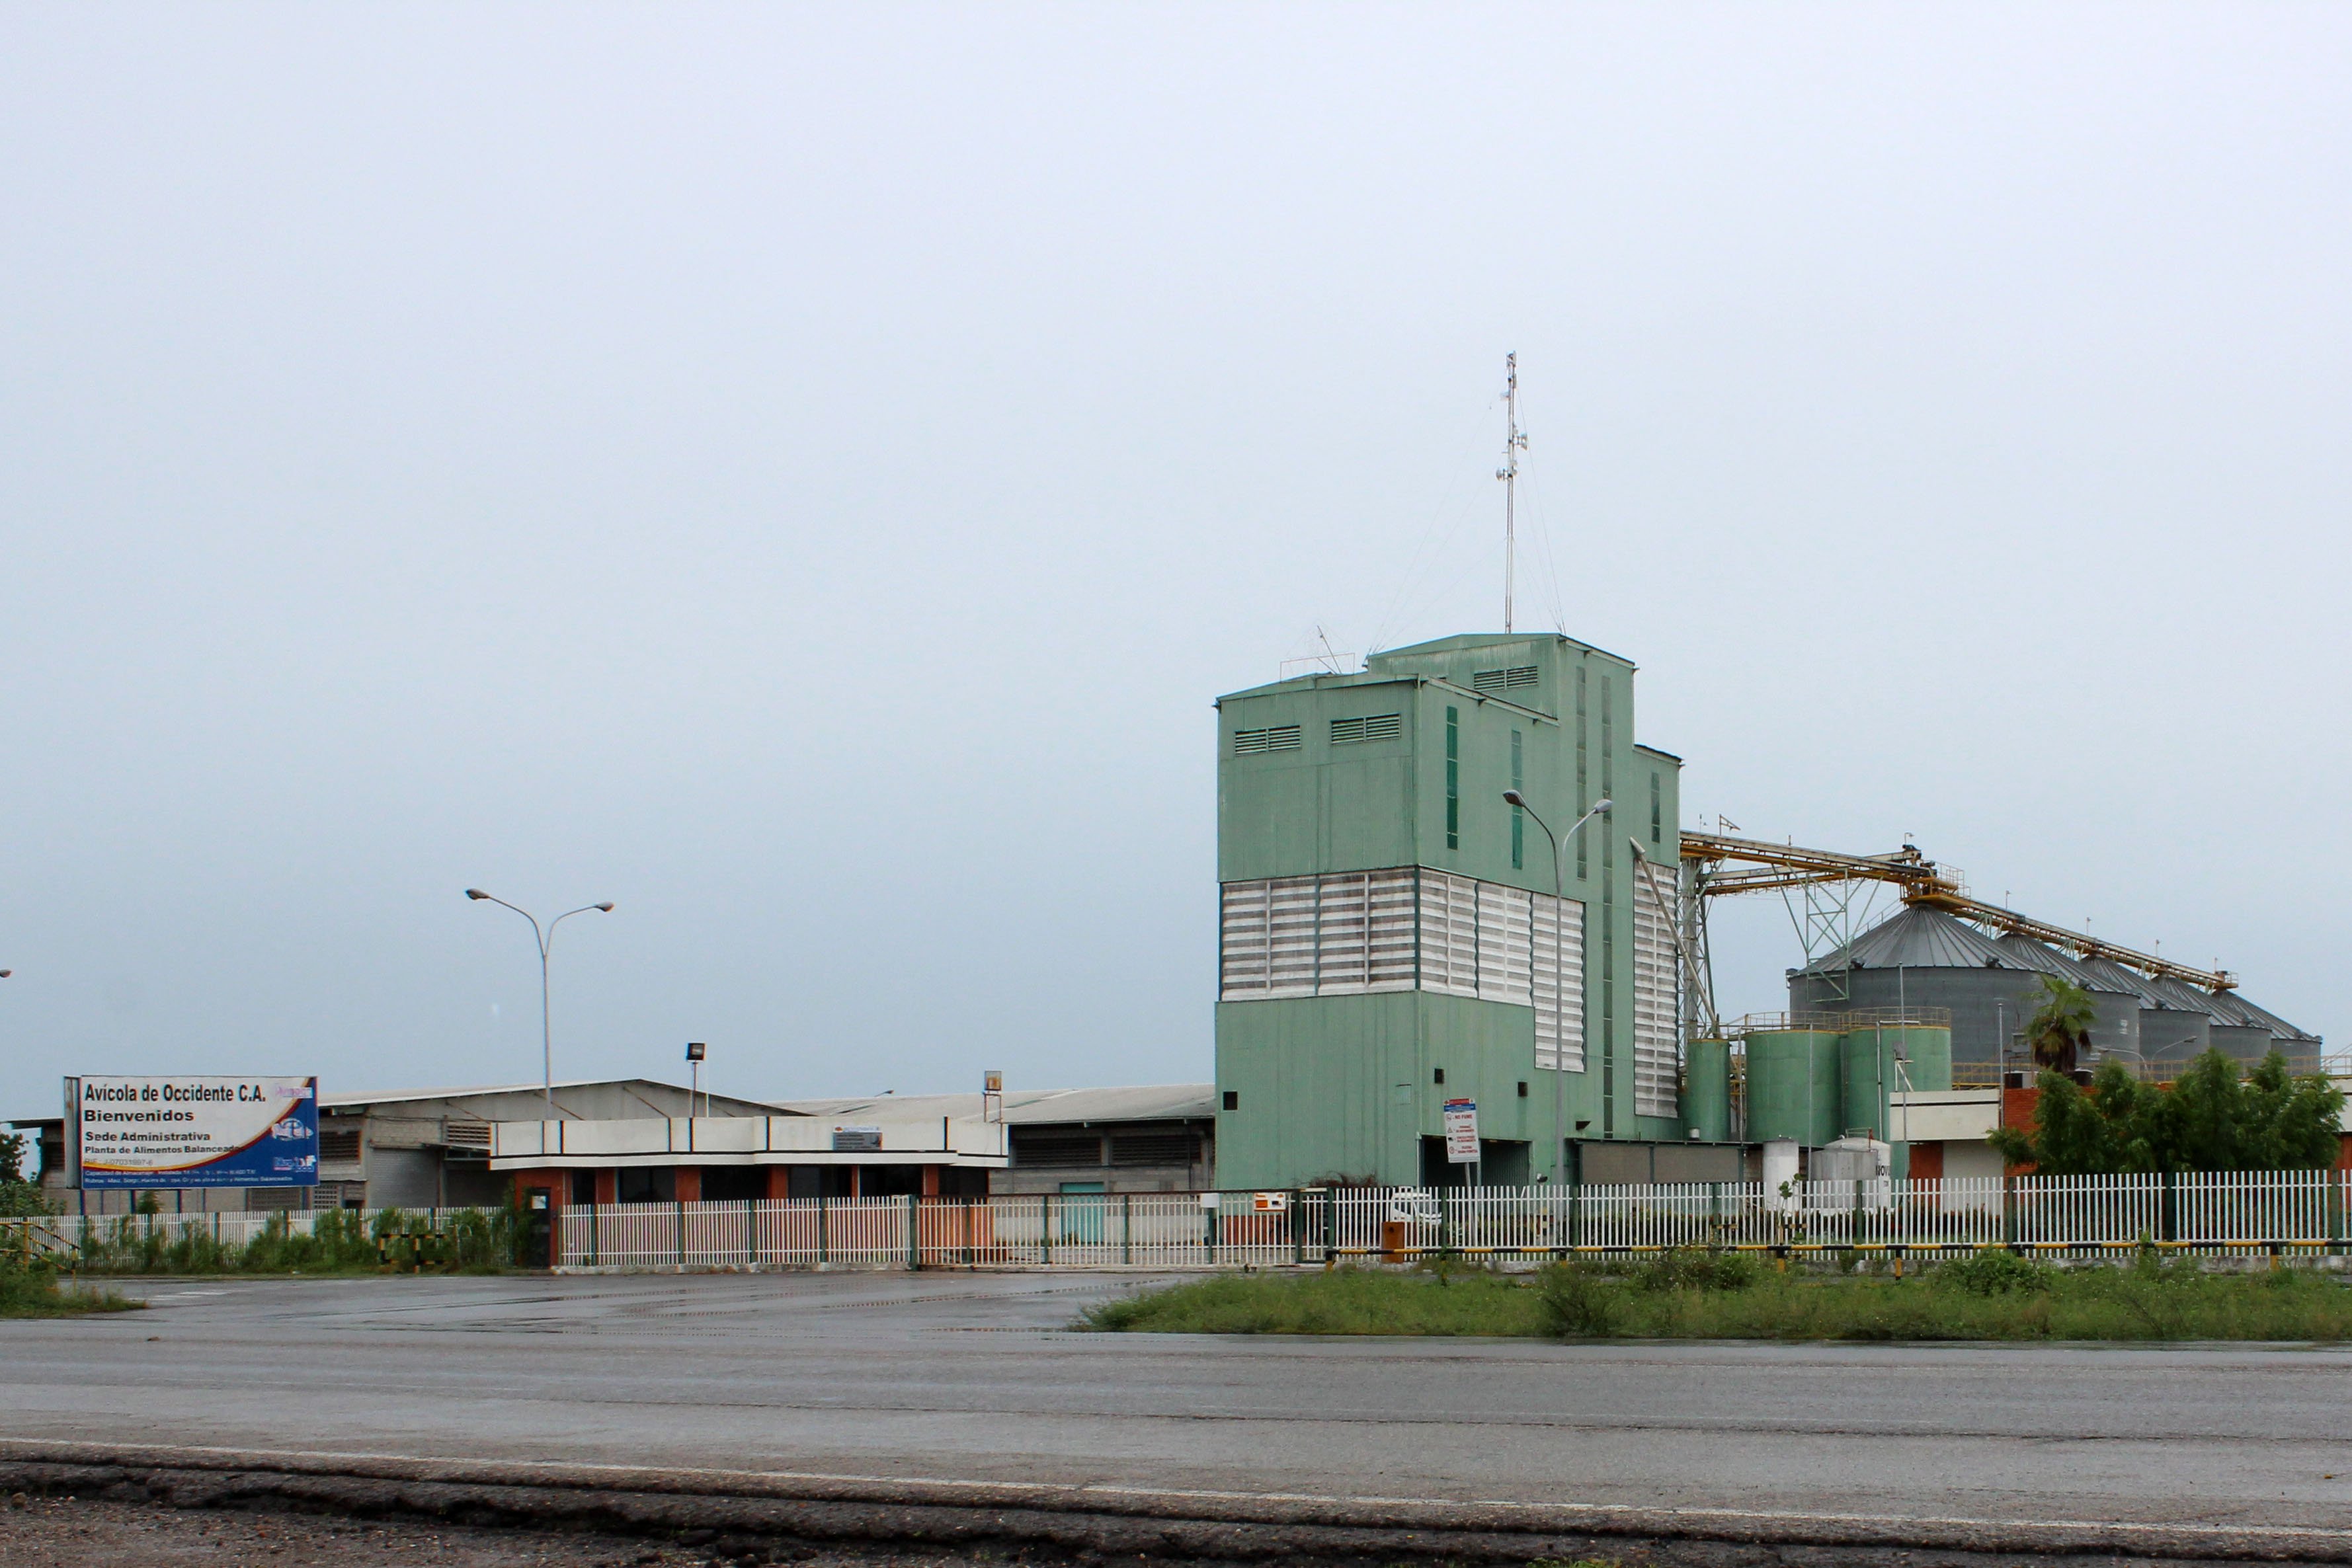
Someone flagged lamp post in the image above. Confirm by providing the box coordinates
[465,890,614,1115]
[686,1041,707,1118]
[1502,791,1609,1184]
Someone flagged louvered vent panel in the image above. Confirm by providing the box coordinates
[1112,1132,1200,1167]
[1014,1132,1105,1168]
[1419,871,1480,997]
[1266,876,1319,997]
[1365,868,1418,990]
[1531,894,1586,1072]
[1219,881,1272,999]
[1315,872,1370,994]
[1330,713,1402,745]
[1631,862,1680,1117]
[1471,666,1539,693]
[1233,725,1301,755]
[1475,884,1533,1006]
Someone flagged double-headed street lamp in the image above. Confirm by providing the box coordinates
[1500,791,1609,1184]
[465,890,614,1115]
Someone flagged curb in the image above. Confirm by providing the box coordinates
[2,1439,2347,1565]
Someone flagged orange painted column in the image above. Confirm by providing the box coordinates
[674,1167,702,1203]
[764,1167,793,1200]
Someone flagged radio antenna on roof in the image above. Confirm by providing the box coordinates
[1497,352,1527,633]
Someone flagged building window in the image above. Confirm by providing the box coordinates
[1445,707,1460,848]
[1433,1067,1445,1085]
[1510,730,1524,869]
[1234,724,1301,756]
[1574,668,1589,881]
[1650,771,1662,843]
[1330,714,1402,745]
[1221,1090,1238,1111]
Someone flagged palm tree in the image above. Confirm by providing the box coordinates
[2025,974,2097,1078]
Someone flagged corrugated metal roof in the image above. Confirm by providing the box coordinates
[320,1079,792,1120]
[2201,992,2314,1043]
[776,1083,1217,1127]
[1992,934,2123,992]
[1800,906,2019,975]
[2072,958,2172,1009]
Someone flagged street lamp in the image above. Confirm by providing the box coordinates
[465,890,615,1114]
[1501,792,1609,1184]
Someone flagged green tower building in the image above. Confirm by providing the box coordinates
[1213,633,1684,1189]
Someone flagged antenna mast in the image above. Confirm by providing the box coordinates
[1497,352,1527,633]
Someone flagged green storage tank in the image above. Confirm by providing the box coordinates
[1746,1029,1842,1146]
[1841,1025,1894,1141]
[1682,1039,1732,1143]
[1894,1025,1953,1094]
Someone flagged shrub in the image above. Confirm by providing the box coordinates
[1536,1263,1627,1335]
[1634,1245,1758,1293]
[1936,1249,2054,1296]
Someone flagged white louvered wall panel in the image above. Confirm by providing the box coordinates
[1219,882,1271,999]
[1630,863,1680,1118]
[1420,871,1480,998]
[1219,869,1586,1044]
[1531,893,1585,1072]
[1366,869,1418,991]
[1266,877,1320,998]
[1475,884,1533,1006]
[1315,873,1370,994]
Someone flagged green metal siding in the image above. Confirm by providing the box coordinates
[1214,633,1684,1185]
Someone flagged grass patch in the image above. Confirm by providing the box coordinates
[0,1263,143,1319]
[1083,1249,2352,1342]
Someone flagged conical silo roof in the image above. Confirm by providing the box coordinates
[1992,933,2125,992]
[1799,905,2020,975]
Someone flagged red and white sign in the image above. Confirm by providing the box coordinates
[1442,1097,1480,1163]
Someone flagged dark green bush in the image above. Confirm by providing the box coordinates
[1935,1249,2055,1296]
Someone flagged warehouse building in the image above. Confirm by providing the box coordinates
[486,1083,1214,1212]
[14,1078,780,1214]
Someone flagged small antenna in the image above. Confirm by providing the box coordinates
[1496,352,1527,633]
[1314,625,1344,673]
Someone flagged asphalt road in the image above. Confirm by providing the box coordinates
[5,1271,2351,1541]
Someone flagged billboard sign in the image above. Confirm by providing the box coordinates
[67,1076,319,1189]
[1442,1097,1480,1163]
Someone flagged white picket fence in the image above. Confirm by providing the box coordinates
[555,1171,2352,1272]
[13,1173,2352,1273]
[561,1192,1313,1271]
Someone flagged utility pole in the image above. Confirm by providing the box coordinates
[1498,352,1527,633]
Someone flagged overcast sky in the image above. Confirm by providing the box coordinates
[3,5,2346,1116]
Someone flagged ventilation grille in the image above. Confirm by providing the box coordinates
[1233,724,1302,756]
[1112,1132,1200,1167]
[1329,713,1402,745]
[1631,861,1681,1118]
[1012,1132,1105,1168]
[318,1128,362,1162]
[1471,666,1539,693]
[442,1120,491,1153]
